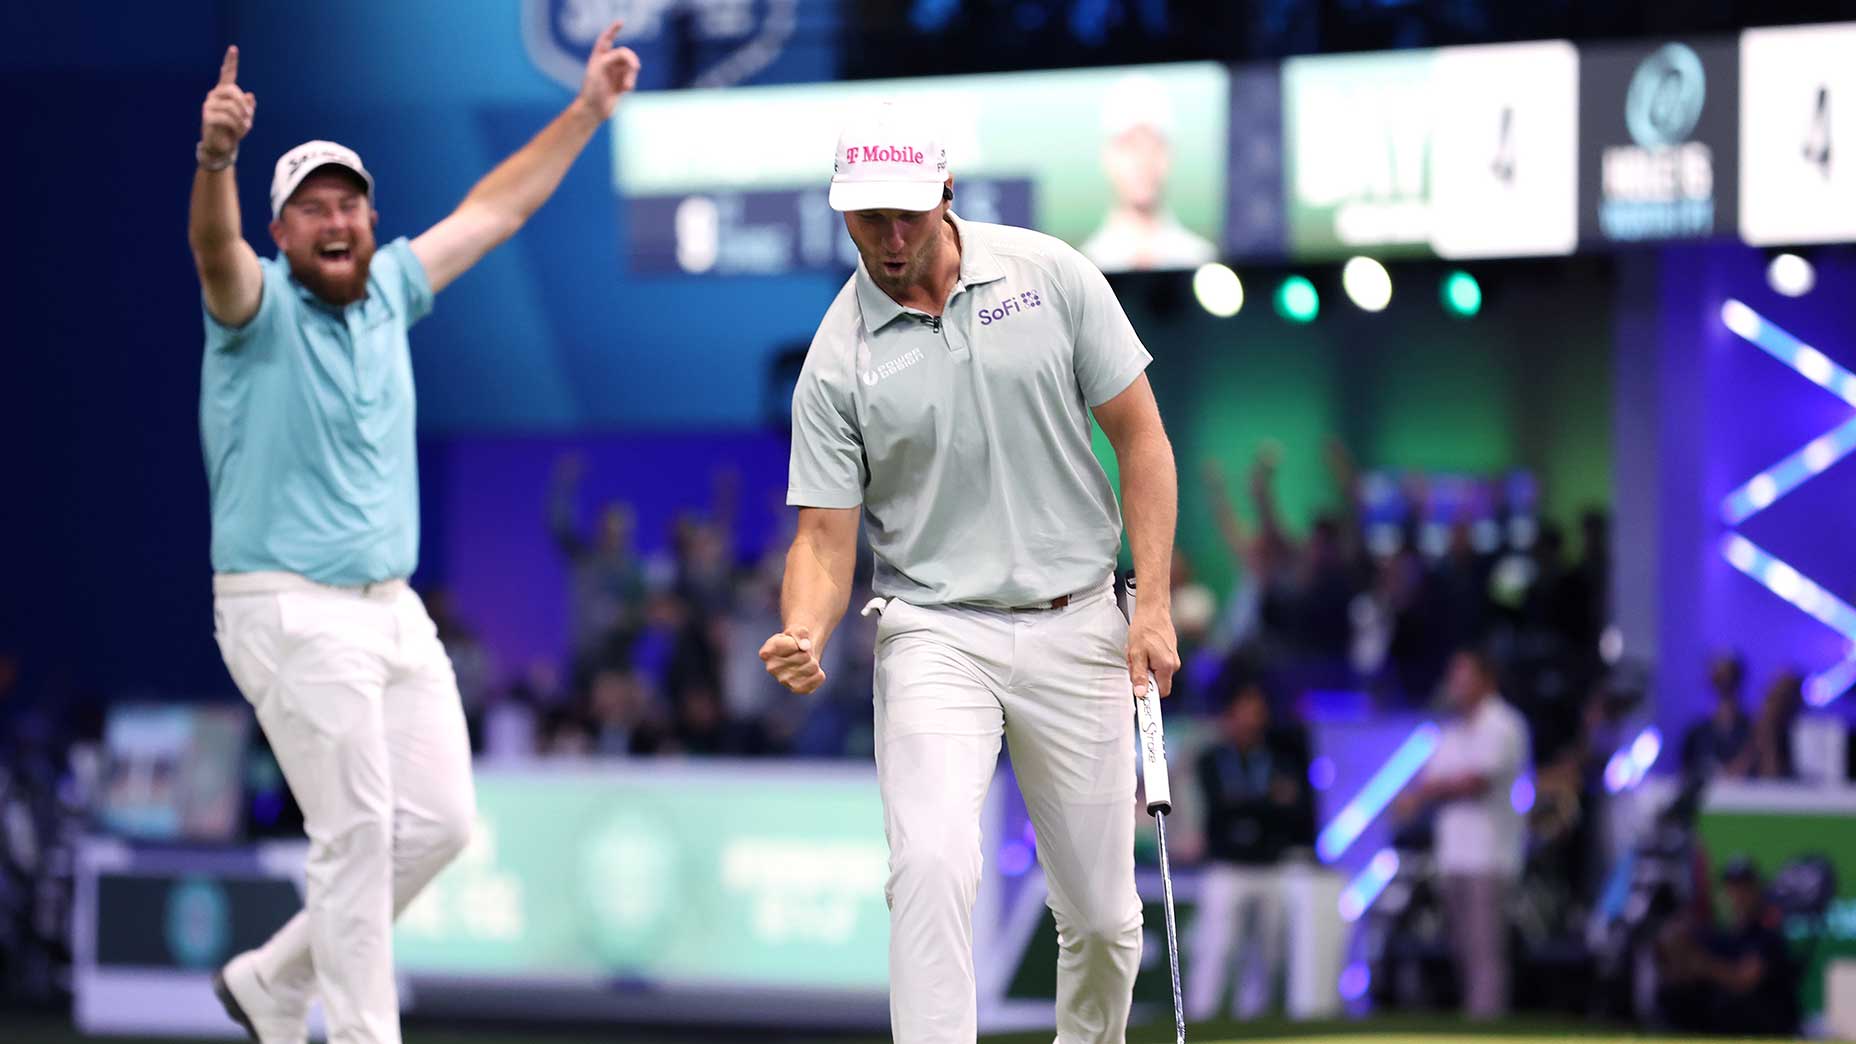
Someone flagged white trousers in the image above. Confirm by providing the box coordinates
[872,582,1141,1044]
[1184,863,1284,1020]
[213,574,476,1044]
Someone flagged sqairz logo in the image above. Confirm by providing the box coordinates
[978,288,1044,326]
[522,0,799,92]
[862,347,925,387]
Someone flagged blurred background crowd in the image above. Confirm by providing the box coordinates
[6,1,1856,1040]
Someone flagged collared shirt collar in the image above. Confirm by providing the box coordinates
[854,211,1008,334]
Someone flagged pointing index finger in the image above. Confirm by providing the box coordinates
[218,46,239,87]
[594,20,624,54]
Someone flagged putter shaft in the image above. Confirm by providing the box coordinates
[1153,809,1185,1044]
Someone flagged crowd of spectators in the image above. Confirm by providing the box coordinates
[433,443,1615,778]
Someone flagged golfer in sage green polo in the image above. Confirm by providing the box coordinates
[759,101,1183,1044]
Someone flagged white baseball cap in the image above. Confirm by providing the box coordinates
[270,140,375,219]
[828,102,948,213]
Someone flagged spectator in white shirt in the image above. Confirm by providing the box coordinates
[1396,648,1530,1019]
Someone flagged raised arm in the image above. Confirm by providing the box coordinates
[1094,373,1182,697]
[760,507,861,694]
[1249,443,1290,553]
[189,46,263,328]
[1204,459,1260,571]
[1323,435,1366,564]
[410,21,640,293]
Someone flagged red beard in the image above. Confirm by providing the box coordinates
[287,239,376,306]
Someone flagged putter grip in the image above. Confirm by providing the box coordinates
[1137,686,1171,814]
[1128,575,1172,815]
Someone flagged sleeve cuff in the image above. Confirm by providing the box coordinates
[1084,352,1153,408]
[202,272,274,351]
[388,237,435,323]
[786,488,863,509]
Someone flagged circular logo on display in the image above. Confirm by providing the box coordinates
[1625,43,1706,149]
[165,876,232,969]
[578,808,681,968]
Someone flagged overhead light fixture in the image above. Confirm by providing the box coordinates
[1342,256,1392,312]
[1767,252,1816,298]
[1276,275,1320,323]
[1192,263,1243,318]
[1441,270,1481,317]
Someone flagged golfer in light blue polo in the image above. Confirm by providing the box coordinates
[188,26,639,1044]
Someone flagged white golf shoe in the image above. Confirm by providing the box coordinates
[212,950,309,1044]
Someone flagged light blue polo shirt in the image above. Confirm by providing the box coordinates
[200,238,432,586]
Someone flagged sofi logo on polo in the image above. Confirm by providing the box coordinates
[978,289,1045,326]
[845,145,925,165]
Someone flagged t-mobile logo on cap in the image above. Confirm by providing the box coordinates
[845,145,925,165]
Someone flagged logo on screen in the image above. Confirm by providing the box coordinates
[1598,42,1717,241]
[1625,43,1707,148]
[522,1,794,92]
[165,877,232,969]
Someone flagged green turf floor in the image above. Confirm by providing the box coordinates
[3,1011,1809,1044]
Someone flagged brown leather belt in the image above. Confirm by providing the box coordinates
[1012,593,1072,611]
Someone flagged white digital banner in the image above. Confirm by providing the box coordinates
[1429,41,1581,259]
[1740,23,1856,245]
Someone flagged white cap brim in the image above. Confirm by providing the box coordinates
[278,161,373,212]
[270,143,375,219]
[828,180,943,213]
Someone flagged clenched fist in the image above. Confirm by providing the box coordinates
[760,627,825,694]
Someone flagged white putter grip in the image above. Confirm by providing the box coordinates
[1128,577,1172,815]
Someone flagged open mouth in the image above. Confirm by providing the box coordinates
[317,242,354,264]
[882,260,906,274]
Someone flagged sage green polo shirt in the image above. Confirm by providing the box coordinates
[788,214,1151,608]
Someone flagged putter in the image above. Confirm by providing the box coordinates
[1127,573,1186,1044]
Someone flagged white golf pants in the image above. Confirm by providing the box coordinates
[1185,863,1284,1019]
[871,580,1141,1044]
[213,573,476,1044]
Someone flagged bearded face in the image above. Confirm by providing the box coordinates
[843,197,950,299]
[270,168,377,306]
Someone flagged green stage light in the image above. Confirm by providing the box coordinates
[1275,276,1319,323]
[1442,270,1482,317]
